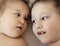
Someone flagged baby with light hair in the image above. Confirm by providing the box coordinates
[0,0,29,46]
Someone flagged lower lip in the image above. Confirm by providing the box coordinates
[17,28,22,31]
[37,31,46,35]
[17,27,22,29]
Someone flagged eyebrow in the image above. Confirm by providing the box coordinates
[39,12,49,17]
[14,10,21,12]
[32,12,49,19]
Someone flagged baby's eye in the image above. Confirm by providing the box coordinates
[17,13,20,17]
[24,17,28,21]
[32,20,36,23]
[41,16,49,20]
[15,13,20,17]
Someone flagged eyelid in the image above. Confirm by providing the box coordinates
[24,17,28,21]
[14,13,21,17]
[41,16,49,20]
[32,20,35,23]
[32,19,37,23]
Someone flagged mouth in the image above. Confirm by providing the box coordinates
[16,26,22,30]
[37,31,46,35]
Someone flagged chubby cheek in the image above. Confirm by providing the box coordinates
[5,20,18,30]
[46,22,59,33]
[22,23,27,33]
[32,25,37,36]
[1,19,16,30]
[19,23,27,36]
[10,21,18,28]
[1,19,18,31]
[44,23,60,42]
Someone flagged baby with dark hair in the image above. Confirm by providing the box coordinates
[31,0,60,46]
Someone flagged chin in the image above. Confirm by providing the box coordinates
[9,33,22,38]
[3,33,22,39]
[40,39,54,44]
[40,41,50,44]
[38,38,51,44]
[9,35,21,38]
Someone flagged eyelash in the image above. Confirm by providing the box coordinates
[24,18,28,21]
[32,16,49,23]
[14,13,28,22]
[15,13,20,17]
[17,13,20,17]
[32,20,36,23]
[41,16,49,20]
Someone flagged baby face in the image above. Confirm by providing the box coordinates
[31,2,60,44]
[0,1,29,38]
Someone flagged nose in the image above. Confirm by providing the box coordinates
[19,18,25,25]
[36,21,43,29]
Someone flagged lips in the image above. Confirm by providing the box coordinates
[16,26,22,30]
[37,31,46,35]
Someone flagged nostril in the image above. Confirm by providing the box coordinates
[37,26,42,29]
[38,27,41,28]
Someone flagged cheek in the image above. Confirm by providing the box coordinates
[22,23,27,31]
[32,25,37,34]
[1,17,18,30]
[6,20,17,28]
[24,24,27,29]
[32,24,35,30]
[44,22,60,39]
[45,22,58,33]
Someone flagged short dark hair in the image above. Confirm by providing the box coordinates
[31,0,60,15]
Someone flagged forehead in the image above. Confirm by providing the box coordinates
[5,1,29,15]
[32,2,57,17]
[6,1,28,8]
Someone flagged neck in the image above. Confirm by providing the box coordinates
[0,33,25,46]
[0,33,21,39]
[49,39,60,46]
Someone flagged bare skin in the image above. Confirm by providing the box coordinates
[0,0,29,46]
[31,2,60,46]
[0,34,27,46]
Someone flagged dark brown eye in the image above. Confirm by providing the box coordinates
[17,13,20,17]
[41,17,45,20]
[15,13,20,17]
[41,16,49,20]
[32,20,35,23]
[24,18,28,21]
